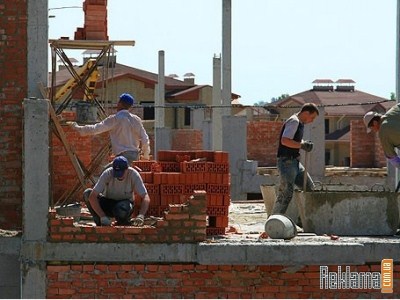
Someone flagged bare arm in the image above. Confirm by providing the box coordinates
[138,193,150,216]
[281,137,301,149]
[89,189,106,218]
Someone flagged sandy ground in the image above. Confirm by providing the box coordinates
[228,201,268,234]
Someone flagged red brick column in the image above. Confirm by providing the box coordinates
[247,121,283,167]
[350,120,385,168]
[0,1,28,230]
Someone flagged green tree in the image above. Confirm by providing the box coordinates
[390,92,396,101]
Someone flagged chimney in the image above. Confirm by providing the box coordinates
[312,79,334,91]
[57,57,79,71]
[183,72,195,85]
[335,79,355,92]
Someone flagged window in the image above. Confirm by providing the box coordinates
[141,101,154,120]
[184,107,191,126]
[325,119,330,134]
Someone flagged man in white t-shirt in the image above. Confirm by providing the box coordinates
[70,93,150,163]
[83,156,150,226]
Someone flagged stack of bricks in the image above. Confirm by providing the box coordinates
[133,150,230,236]
[49,191,207,243]
[74,0,108,40]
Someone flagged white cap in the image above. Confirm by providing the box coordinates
[363,111,380,133]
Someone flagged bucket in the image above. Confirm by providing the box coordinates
[265,214,297,239]
[75,101,97,123]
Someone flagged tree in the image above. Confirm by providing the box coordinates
[390,92,396,101]
[253,94,289,106]
[270,93,289,103]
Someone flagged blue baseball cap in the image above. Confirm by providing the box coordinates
[119,93,135,106]
[112,156,129,178]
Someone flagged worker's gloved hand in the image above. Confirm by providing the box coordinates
[100,216,111,226]
[131,214,144,227]
[388,156,400,168]
[300,140,313,152]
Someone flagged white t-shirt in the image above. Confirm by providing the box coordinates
[73,110,150,156]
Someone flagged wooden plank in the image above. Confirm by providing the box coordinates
[49,39,135,50]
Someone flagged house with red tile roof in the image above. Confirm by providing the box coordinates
[50,59,240,129]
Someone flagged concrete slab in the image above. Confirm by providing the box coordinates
[295,191,400,235]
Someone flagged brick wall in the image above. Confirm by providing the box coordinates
[247,121,283,167]
[351,120,385,168]
[0,1,27,230]
[171,129,203,151]
[374,133,386,168]
[51,125,109,203]
[47,263,400,298]
[49,191,206,243]
[74,0,108,40]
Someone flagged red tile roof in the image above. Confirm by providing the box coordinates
[272,88,392,116]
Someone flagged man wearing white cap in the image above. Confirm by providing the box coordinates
[363,103,400,168]
[69,93,150,162]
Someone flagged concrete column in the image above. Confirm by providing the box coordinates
[222,116,247,200]
[154,51,167,159]
[221,0,232,116]
[212,55,223,150]
[27,0,48,98]
[21,98,49,298]
[301,106,325,180]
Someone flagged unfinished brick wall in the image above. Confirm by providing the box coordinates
[74,0,108,40]
[351,120,385,168]
[0,1,27,230]
[133,150,230,235]
[49,191,206,243]
[247,121,283,167]
[47,263,400,298]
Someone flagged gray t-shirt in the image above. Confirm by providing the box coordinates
[379,104,400,158]
[93,167,147,201]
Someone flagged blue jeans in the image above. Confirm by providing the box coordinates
[83,188,134,225]
[272,157,314,215]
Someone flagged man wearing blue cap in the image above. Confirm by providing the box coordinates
[69,93,150,162]
[83,156,150,226]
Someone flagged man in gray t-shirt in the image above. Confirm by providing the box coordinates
[83,156,150,226]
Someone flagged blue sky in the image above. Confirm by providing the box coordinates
[49,0,396,105]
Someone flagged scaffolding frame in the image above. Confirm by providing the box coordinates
[48,39,135,207]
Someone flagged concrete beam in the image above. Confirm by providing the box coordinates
[22,242,197,263]
[19,238,400,266]
[197,242,365,265]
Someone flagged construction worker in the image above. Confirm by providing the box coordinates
[69,93,150,163]
[83,156,150,226]
[363,103,400,168]
[271,103,319,216]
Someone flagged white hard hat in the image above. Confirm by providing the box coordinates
[363,111,380,133]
